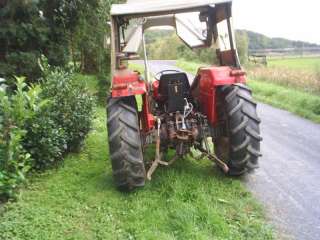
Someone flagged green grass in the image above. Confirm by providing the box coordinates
[248,80,320,122]
[74,74,99,94]
[268,57,320,72]
[129,62,146,75]
[0,74,274,240]
[177,60,320,123]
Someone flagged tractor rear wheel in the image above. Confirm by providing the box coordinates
[107,96,146,190]
[214,84,262,176]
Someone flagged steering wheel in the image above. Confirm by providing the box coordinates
[154,69,181,81]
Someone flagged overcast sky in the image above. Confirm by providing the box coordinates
[233,0,320,44]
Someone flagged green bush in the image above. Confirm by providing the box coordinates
[23,68,95,170]
[0,69,95,200]
[40,69,95,152]
[23,110,67,170]
[0,77,42,200]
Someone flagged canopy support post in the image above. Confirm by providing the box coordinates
[142,31,150,83]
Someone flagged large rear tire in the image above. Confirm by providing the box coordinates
[107,96,146,190]
[214,84,262,176]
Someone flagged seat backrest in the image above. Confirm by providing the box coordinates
[158,72,190,98]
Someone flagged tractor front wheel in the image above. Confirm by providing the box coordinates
[214,84,262,176]
[107,96,146,190]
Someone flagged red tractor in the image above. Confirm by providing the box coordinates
[107,0,262,190]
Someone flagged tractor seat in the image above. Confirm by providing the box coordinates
[158,72,190,98]
[158,72,191,112]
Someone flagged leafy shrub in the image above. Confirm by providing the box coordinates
[22,67,95,170]
[0,78,42,200]
[40,69,95,152]
[23,110,67,170]
[1,68,95,200]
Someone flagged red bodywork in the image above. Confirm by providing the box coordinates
[111,69,155,131]
[112,66,246,130]
[191,66,246,126]
[141,92,155,132]
[112,70,147,98]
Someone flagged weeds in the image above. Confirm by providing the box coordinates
[246,65,320,95]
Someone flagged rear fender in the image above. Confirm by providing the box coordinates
[111,70,147,98]
[141,93,155,132]
[191,66,246,126]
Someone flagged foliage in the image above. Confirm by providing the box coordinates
[0,1,47,82]
[0,0,118,83]
[247,64,320,95]
[240,30,320,50]
[0,68,95,199]
[236,30,249,63]
[144,29,250,64]
[0,106,274,240]
[70,0,110,74]
[37,68,95,156]
[144,30,218,64]
[146,34,180,60]
[268,57,320,71]
[23,109,67,170]
[0,77,42,200]
[248,80,320,123]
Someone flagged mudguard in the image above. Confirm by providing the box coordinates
[111,69,155,131]
[111,70,147,98]
[191,66,246,126]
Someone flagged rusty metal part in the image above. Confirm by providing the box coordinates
[176,129,190,141]
[168,155,179,165]
[208,153,229,173]
[196,144,229,173]
[147,118,168,180]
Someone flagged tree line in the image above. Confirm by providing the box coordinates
[0,0,120,84]
[144,29,319,63]
[143,29,249,64]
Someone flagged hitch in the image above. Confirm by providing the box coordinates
[146,118,181,180]
[195,143,229,173]
[147,118,168,180]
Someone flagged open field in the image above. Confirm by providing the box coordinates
[246,65,320,94]
[177,60,320,123]
[268,57,320,71]
[0,75,273,240]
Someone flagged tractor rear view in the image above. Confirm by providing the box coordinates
[107,0,262,190]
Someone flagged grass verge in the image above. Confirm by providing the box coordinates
[268,57,320,71]
[177,60,320,123]
[0,75,273,240]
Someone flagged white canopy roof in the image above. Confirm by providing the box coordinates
[111,0,232,17]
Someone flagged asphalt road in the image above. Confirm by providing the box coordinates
[134,60,320,240]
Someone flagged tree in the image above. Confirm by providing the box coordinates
[0,0,119,83]
[235,31,249,64]
[0,0,47,82]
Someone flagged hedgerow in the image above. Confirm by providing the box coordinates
[0,69,95,201]
[0,77,41,199]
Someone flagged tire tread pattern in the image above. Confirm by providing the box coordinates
[216,84,262,176]
[107,96,146,190]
